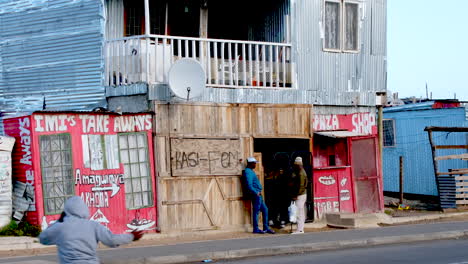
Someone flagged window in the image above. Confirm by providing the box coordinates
[82,135,120,170]
[124,0,145,36]
[119,132,153,209]
[40,134,74,215]
[324,0,360,52]
[383,119,395,147]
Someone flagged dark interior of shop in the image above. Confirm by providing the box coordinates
[253,138,314,223]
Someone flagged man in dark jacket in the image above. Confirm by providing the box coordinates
[244,157,275,234]
[290,157,308,234]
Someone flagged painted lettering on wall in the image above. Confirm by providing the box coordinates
[351,113,376,135]
[19,117,36,211]
[313,115,339,131]
[33,114,151,133]
[34,115,76,132]
[314,200,339,219]
[114,115,152,132]
[19,118,32,165]
[171,138,242,176]
[79,115,110,133]
[313,113,376,135]
[174,151,239,172]
[75,169,124,208]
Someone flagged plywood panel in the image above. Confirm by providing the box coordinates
[154,102,250,137]
[252,104,312,138]
[159,176,248,231]
[171,138,242,176]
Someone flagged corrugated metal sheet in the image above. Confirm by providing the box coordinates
[0,0,107,135]
[383,107,468,196]
[294,0,386,105]
[149,0,386,106]
[248,0,290,43]
[384,101,435,112]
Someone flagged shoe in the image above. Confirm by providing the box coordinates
[269,220,274,226]
[291,231,304,235]
[265,229,276,234]
[253,230,265,234]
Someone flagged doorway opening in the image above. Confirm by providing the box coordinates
[253,138,314,227]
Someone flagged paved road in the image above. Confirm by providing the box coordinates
[2,221,468,264]
[213,239,468,264]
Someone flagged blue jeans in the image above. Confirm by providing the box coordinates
[252,195,269,231]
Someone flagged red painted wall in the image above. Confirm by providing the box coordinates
[4,116,38,223]
[5,113,157,233]
[312,112,382,218]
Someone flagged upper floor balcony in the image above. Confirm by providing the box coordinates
[104,0,293,90]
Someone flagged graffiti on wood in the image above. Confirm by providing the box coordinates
[171,139,242,176]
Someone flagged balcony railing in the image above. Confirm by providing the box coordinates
[105,35,293,89]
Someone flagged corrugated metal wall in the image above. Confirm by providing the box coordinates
[247,0,290,43]
[0,0,106,135]
[383,107,468,196]
[150,0,387,106]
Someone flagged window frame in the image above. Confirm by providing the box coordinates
[323,0,361,53]
[342,0,360,53]
[118,132,154,210]
[383,119,396,147]
[39,133,75,215]
[323,0,343,53]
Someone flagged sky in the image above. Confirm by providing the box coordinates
[387,0,468,101]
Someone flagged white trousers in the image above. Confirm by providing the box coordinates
[296,194,307,232]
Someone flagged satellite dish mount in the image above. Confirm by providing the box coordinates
[168,59,206,101]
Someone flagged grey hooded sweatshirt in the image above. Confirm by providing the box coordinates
[39,196,134,264]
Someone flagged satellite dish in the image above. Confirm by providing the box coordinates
[168,58,206,100]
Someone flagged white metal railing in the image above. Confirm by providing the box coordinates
[105,35,293,89]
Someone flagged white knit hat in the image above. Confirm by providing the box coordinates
[294,157,303,165]
[247,157,258,163]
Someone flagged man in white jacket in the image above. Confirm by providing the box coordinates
[40,196,143,264]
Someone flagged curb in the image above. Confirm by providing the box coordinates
[103,230,468,264]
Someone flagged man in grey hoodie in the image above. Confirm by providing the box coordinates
[40,196,143,264]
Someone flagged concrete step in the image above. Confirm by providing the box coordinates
[325,213,385,228]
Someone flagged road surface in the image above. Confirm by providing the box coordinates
[213,239,468,264]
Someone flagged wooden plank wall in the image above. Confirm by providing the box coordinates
[153,102,312,232]
[252,104,312,138]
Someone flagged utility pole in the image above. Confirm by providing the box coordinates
[426,82,428,99]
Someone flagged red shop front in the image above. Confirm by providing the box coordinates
[4,112,157,233]
[312,112,383,219]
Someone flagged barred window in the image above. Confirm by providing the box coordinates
[119,132,153,209]
[383,119,396,147]
[40,134,74,215]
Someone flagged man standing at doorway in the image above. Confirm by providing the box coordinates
[244,157,275,234]
[290,157,308,234]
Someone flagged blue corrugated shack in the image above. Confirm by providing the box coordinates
[383,100,468,197]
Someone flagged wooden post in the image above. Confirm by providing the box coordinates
[426,129,442,209]
[399,156,404,204]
